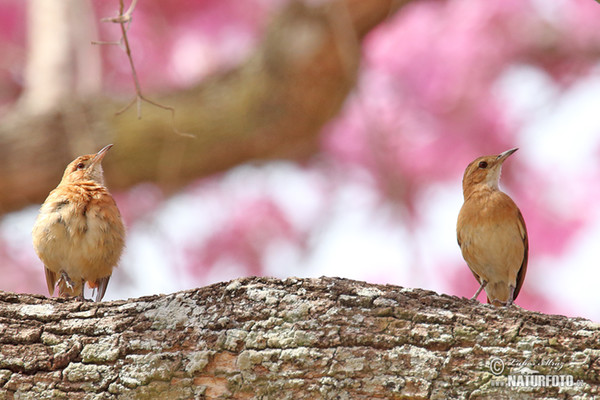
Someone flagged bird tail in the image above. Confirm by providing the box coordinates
[89,276,111,302]
[487,296,506,307]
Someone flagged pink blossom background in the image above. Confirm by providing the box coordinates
[1,0,600,320]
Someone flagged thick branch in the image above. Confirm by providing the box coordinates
[0,0,409,213]
[0,276,598,398]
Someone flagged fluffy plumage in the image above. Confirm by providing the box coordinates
[32,145,125,301]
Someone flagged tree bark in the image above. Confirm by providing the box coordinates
[0,276,598,399]
[0,0,413,214]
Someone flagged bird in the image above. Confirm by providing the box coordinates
[456,148,528,306]
[32,144,125,301]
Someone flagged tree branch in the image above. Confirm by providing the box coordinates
[94,0,181,125]
[0,0,407,213]
[0,276,597,398]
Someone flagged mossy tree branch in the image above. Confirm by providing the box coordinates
[0,276,598,399]
[0,0,413,214]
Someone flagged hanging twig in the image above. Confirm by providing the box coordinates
[93,0,193,137]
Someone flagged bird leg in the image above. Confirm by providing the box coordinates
[76,281,86,301]
[57,272,87,301]
[506,285,516,306]
[471,280,487,300]
[57,271,75,290]
[75,278,90,301]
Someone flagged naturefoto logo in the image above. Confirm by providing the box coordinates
[488,357,584,389]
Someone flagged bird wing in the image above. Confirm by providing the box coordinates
[44,267,57,296]
[457,219,484,287]
[512,209,528,300]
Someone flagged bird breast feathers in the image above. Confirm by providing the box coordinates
[457,191,526,282]
[35,183,124,244]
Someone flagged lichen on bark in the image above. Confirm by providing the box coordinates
[0,276,599,399]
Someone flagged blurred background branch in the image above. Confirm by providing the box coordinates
[0,0,406,214]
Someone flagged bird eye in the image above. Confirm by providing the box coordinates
[76,162,85,170]
[478,161,488,169]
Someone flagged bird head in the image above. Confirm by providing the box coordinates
[60,144,113,186]
[462,148,517,198]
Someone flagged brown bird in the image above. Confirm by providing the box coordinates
[456,148,528,306]
[32,144,125,301]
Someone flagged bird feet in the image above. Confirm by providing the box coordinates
[57,271,75,290]
[57,271,87,301]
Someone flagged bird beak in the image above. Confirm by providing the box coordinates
[497,148,518,162]
[91,144,113,165]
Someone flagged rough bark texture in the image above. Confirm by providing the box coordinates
[0,276,598,399]
[0,0,412,214]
